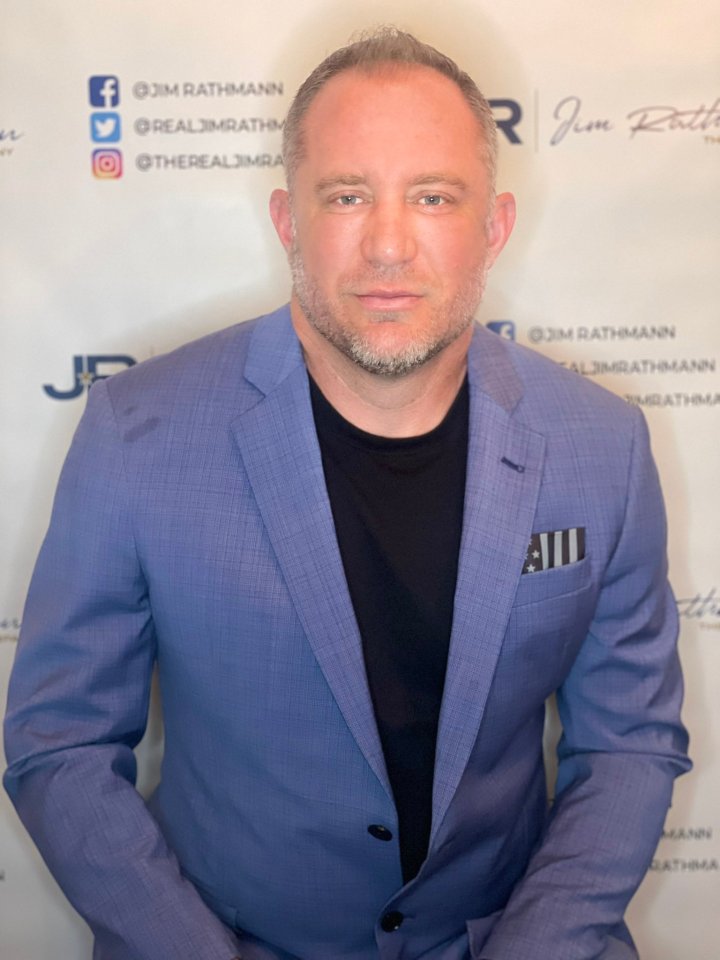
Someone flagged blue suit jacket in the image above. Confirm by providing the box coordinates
[4,306,689,960]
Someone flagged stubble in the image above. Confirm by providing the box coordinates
[289,242,488,378]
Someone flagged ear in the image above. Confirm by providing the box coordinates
[485,191,516,268]
[269,188,293,252]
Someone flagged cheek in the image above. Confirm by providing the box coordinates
[420,221,488,271]
[300,220,360,276]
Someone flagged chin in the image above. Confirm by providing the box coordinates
[343,331,451,377]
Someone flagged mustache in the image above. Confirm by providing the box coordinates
[288,242,490,301]
[289,248,424,286]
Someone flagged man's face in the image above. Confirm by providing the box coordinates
[270,66,515,377]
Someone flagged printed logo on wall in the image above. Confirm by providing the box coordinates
[677,588,720,631]
[547,93,720,148]
[89,75,120,108]
[486,320,516,340]
[92,148,123,178]
[488,99,523,145]
[43,355,137,400]
[89,76,122,176]
[91,112,122,143]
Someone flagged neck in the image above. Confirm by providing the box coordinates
[291,304,472,438]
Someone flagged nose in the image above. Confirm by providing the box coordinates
[360,200,418,267]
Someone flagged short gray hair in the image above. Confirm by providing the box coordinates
[282,27,498,192]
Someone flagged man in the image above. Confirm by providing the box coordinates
[4,28,689,960]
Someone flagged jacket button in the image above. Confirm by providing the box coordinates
[380,911,404,932]
[368,824,393,841]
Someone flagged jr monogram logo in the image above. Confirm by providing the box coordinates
[43,355,136,400]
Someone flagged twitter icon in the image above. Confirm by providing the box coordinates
[90,112,121,143]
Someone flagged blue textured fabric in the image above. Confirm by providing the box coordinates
[4,305,690,960]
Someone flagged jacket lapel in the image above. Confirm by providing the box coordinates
[231,308,391,800]
[232,312,546,830]
[431,328,546,843]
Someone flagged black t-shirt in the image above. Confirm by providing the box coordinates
[309,375,469,881]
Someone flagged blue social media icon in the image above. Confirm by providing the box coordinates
[90,112,121,143]
[487,321,516,341]
[89,75,120,108]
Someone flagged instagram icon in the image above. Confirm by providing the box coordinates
[92,148,123,179]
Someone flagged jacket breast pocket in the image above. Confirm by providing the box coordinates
[492,557,597,699]
[512,554,593,607]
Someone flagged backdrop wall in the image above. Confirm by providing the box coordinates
[1,2,718,957]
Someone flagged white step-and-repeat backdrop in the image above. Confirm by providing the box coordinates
[1,2,718,957]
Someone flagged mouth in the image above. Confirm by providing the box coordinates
[354,290,423,312]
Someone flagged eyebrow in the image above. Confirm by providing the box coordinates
[313,173,470,194]
[314,175,366,193]
[408,174,469,190]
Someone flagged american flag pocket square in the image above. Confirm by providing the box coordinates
[523,528,586,574]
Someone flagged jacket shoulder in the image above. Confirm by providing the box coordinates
[473,325,641,431]
[99,305,295,415]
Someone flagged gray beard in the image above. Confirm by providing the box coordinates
[289,245,488,378]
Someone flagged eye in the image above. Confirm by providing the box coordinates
[418,194,446,206]
[336,194,363,206]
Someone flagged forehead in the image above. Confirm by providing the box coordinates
[297,65,486,182]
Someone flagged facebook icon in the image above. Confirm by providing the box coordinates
[89,75,120,108]
[486,321,516,341]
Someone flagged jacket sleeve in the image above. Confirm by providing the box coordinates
[479,407,691,960]
[3,380,242,960]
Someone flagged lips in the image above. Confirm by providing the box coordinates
[355,289,423,311]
